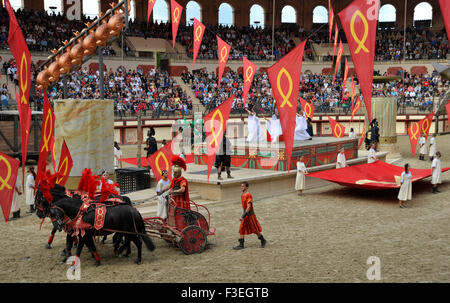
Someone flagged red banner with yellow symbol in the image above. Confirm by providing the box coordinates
[328,116,346,138]
[358,123,366,149]
[0,151,20,222]
[446,103,450,131]
[338,0,379,120]
[192,18,205,67]
[204,94,235,180]
[148,139,174,183]
[351,77,356,107]
[333,40,343,84]
[332,24,339,59]
[268,40,307,171]
[342,57,349,97]
[170,0,183,48]
[36,91,55,188]
[299,97,315,119]
[408,112,435,157]
[6,0,31,190]
[56,140,73,187]
[217,36,231,87]
[439,0,450,39]
[242,57,257,105]
[329,0,334,49]
[50,136,57,172]
[147,0,156,23]
[350,96,362,123]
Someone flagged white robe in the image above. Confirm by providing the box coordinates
[397,171,412,201]
[429,137,436,157]
[157,190,171,219]
[295,161,307,190]
[25,174,35,206]
[265,115,283,143]
[294,113,311,141]
[431,158,442,185]
[336,153,346,169]
[348,132,357,139]
[368,148,377,163]
[247,113,264,143]
[11,175,22,212]
[419,137,427,154]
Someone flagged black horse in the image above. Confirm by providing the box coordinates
[36,185,155,265]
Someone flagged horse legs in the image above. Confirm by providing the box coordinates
[101,234,108,244]
[85,235,101,267]
[131,235,143,265]
[46,227,57,249]
[62,234,74,263]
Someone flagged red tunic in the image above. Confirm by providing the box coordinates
[170,177,190,210]
[238,192,262,235]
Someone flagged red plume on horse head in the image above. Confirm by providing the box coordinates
[39,169,62,202]
[171,155,186,171]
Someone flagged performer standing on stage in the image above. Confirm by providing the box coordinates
[156,170,171,219]
[264,114,283,143]
[431,151,442,194]
[398,163,412,208]
[368,143,377,163]
[419,133,427,161]
[233,181,266,250]
[429,134,437,161]
[348,128,357,139]
[295,156,308,195]
[170,155,190,209]
[245,108,264,143]
[215,133,234,180]
[294,110,311,141]
[336,148,347,169]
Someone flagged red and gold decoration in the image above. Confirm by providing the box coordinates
[147,0,156,24]
[268,40,307,171]
[217,36,231,87]
[242,57,257,106]
[56,140,73,187]
[342,57,349,97]
[0,151,20,222]
[446,102,450,130]
[358,123,365,149]
[328,116,346,138]
[148,139,174,182]
[338,0,379,120]
[171,0,183,49]
[299,97,315,119]
[332,23,339,59]
[408,112,434,157]
[204,94,235,180]
[333,40,343,84]
[328,0,334,49]
[192,18,205,67]
[36,91,55,187]
[350,96,361,123]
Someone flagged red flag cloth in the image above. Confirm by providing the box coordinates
[446,102,450,130]
[268,40,307,171]
[299,97,315,119]
[147,0,156,23]
[148,139,174,183]
[50,135,57,172]
[329,0,334,49]
[408,113,434,157]
[342,57,349,97]
[358,123,366,149]
[6,0,31,190]
[242,57,257,105]
[351,77,356,107]
[217,36,231,87]
[170,0,183,48]
[0,151,20,222]
[328,116,346,138]
[350,96,362,123]
[192,18,205,67]
[309,160,450,190]
[338,0,379,120]
[120,154,195,168]
[204,94,235,180]
[332,23,339,59]
[56,140,73,187]
[333,40,343,83]
[36,91,55,187]
[439,0,450,39]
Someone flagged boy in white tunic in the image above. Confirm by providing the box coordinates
[429,134,436,161]
[156,170,171,219]
[336,148,347,169]
[9,174,22,220]
[295,156,308,195]
[431,151,442,194]
[398,163,412,208]
[25,167,36,213]
[368,143,377,163]
[418,133,427,161]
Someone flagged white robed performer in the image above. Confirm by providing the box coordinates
[336,148,347,169]
[265,114,283,143]
[431,151,442,194]
[246,108,264,143]
[398,163,412,208]
[295,156,308,195]
[429,134,437,161]
[9,174,22,220]
[25,167,36,213]
[156,170,171,219]
[368,143,377,163]
[419,134,427,160]
[294,110,311,141]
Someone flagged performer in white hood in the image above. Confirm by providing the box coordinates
[246,108,264,143]
[294,110,311,141]
[265,114,283,143]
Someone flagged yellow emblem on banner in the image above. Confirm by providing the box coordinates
[220,46,228,63]
[173,7,180,24]
[210,109,224,148]
[334,124,343,138]
[277,68,293,108]
[350,10,370,54]
[194,25,203,42]
[57,157,69,184]
[245,66,254,83]
[304,102,312,118]
[40,108,53,153]
[20,52,28,105]
[155,151,169,175]
[421,118,430,135]
[410,122,419,140]
[0,155,12,191]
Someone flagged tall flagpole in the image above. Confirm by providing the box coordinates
[272,0,275,61]
[402,0,407,114]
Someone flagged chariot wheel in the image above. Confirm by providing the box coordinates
[179,225,207,255]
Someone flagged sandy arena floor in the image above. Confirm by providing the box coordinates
[0,135,449,282]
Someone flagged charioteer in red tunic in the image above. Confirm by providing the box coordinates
[170,155,190,210]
